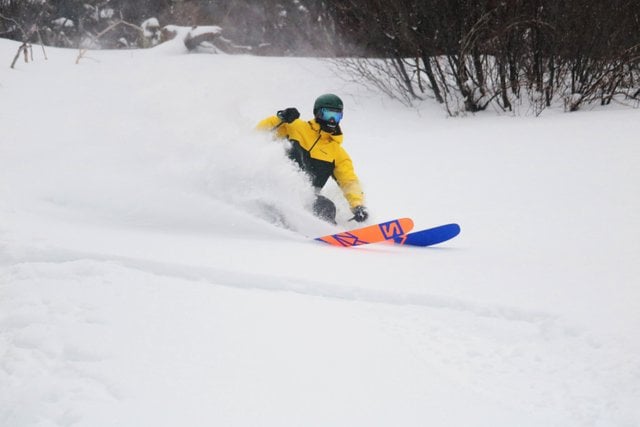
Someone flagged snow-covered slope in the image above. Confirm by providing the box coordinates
[1,38,639,427]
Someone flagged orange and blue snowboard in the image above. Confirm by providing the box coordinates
[315,219,460,248]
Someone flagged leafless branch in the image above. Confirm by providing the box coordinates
[76,20,143,64]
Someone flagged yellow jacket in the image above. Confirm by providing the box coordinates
[256,115,364,208]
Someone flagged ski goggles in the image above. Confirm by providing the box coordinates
[318,107,343,124]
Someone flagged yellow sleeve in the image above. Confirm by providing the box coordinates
[333,148,365,208]
[256,115,289,138]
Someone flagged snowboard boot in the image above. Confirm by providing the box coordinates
[313,195,337,224]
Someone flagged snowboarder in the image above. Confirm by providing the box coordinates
[256,93,369,224]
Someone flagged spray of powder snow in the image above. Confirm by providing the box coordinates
[189,129,336,236]
[84,125,337,237]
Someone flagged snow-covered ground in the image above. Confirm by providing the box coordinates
[1,38,639,427]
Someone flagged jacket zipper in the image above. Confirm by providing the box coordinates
[308,132,322,154]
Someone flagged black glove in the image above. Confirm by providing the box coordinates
[276,107,300,123]
[351,205,369,222]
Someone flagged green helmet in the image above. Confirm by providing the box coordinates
[313,93,344,115]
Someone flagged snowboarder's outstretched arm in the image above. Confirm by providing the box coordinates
[256,108,300,135]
